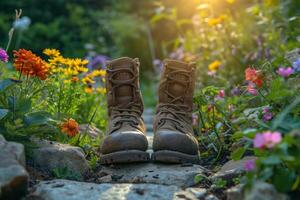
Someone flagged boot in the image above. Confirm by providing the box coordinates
[152,59,200,164]
[99,57,149,164]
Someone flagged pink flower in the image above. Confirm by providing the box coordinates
[207,70,216,76]
[218,90,225,98]
[247,84,257,95]
[215,89,225,100]
[0,48,8,63]
[276,67,294,77]
[253,131,282,149]
[244,159,256,171]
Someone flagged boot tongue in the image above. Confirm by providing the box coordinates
[110,57,135,106]
[164,60,191,104]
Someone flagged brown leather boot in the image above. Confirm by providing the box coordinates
[99,57,149,164]
[152,59,200,164]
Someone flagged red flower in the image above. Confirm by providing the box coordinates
[13,49,48,80]
[245,67,263,88]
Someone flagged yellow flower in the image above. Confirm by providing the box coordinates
[207,15,227,26]
[96,88,106,94]
[84,87,94,94]
[82,75,95,84]
[49,56,65,65]
[226,0,235,4]
[64,79,71,84]
[43,49,61,58]
[91,69,106,77]
[208,60,221,71]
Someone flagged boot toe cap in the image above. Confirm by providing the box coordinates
[153,129,199,155]
[100,131,148,154]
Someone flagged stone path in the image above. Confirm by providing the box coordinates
[29,108,215,200]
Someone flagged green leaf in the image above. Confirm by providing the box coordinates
[24,111,52,126]
[261,155,281,165]
[0,79,14,92]
[231,147,246,161]
[0,109,9,120]
[273,167,295,192]
[271,96,300,130]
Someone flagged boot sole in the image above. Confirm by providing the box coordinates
[152,150,200,164]
[99,150,150,164]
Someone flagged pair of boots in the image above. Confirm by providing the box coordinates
[99,57,199,164]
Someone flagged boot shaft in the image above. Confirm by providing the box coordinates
[105,57,144,116]
[158,59,196,112]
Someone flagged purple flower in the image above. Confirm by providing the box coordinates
[0,48,8,63]
[153,59,163,73]
[87,55,109,71]
[292,58,300,72]
[244,159,256,171]
[276,67,294,77]
[253,131,282,149]
[231,87,242,96]
[263,112,273,122]
[262,107,273,122]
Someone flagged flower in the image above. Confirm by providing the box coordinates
[84,86,94,94]
[276,67,294,77]
[96,87,106,94]
[0,48,9,62]
[253,131,282,149]
[60,118,79,137]
[208,60,221,71]
[262,107,273,122]
[13,49,48,80]
[43,48,61,58]
[244,159,256,171]
[218,90,225,98]
[247,84,258,95]
[292,58,300,72]
[207,15,227,26]
[215,89,225,100]
[245,67,263,87]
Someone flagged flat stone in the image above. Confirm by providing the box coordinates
[0,134,28,200]
[100,163,207,187]
[244,181,288,200]
[211,156,256,181]
[32,179,205,200]
[31,138,89,175]
[226,184,244,200]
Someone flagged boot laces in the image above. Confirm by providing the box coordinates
[107,67,143,133]
[157,68,191,132]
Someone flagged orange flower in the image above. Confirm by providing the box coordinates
[71,76,79,82]
[13,49,48,80]
[60,118,79,137]
[245,67,263,88]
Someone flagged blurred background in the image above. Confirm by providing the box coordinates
[0,0,299,106]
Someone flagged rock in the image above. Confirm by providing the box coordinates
[100,163,207,187]
[79,124,103,138]
[185,188,207,199]
[205,194,219,200]
[32,179,206,200]
[31,138,89,175]
[211,156,256,181]
[227,184,244,200]
[0,134,29,200]
[98,175,112,183]
[244,181,288,200]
